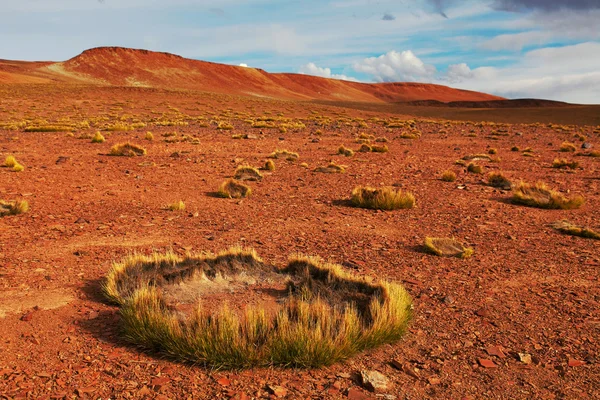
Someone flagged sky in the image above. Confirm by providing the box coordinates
[1,0,599,103]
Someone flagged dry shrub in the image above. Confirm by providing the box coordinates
[551,220,600,240]
[315,162,345,173]
[110,143,147,157]
[264,160,275,171]
[102,248,412,368]
[338,145,354,157]
[3,155,24,171]
[269,149,299,161]
[168,200,185,211]
[423,237,473,258]
[145,132,154,141]
[512,181,584,209]
[467,163,483,174]
[371,145,389,153]
[441,170,457,182]
[552,159,579,169]
[559,142,577,152]
[351,186,415,210]
[91,131,105,143]
[358,144,372,153]
[218,179,251,199]
[234,165,263,181]
[511,146,520,152]
[488,148,498,155]
[487,172,512,189]
[0,200,29,217]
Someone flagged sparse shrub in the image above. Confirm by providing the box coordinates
[551,220,600,240]
[467,163,483,174]
[358,144,372,153]
[24,125,74,132]
[371,145,389,153]
[487,172,511,189]
[441,170,457,182]
[168,200,185,211]
[218,179,251,198]
[488,148,498,155]
[145,132,154,141]
[300,162,309,168]
[511,146,520,152]
[3,155,24,171]
[375,137,388,143]
[589,150,600,158]
[351,186,415,210]
[338,145,354,157]
[269,149,299,161]
[91,131,105,143]
[264,160,275,171]
[0,199,29,216]
[234,165,263,181]
[552,158,579,169]
[560,141,577,152]
[217,122,234,130]
[102,248,412,368]
[400,131,421,139]
[512,181,584,209]
[314,162,345,173]
[424,237,473,258]
[109,143,147,157]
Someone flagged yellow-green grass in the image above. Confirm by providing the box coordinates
[109,143,147,157]
[234,165,263,181]
[559,141,577,152]
[24,125,75,132]
[440,170,457,182]
[423,237,473,258]
[551,220,600,240]
[3,155,24,171]
[351,186,415,211]
[168,200,185,211]
[102,248,412,369]
[0,200,29,217]
[218,179,251,199]
[552,158,579,169]
[337,145,354,157]
[269,149,299,161]
[314,162,345,173]
[487,172,512,189]
[145,132,154,141]
[264,160,275,171]
[91,131,105,143]
[512,181,584,209]
[467,162,483,174]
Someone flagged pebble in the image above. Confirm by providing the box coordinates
[361,370,389,392]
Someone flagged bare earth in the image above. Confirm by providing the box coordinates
[0,84,599,400]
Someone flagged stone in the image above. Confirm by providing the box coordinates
[347,387,372,400]
[360,370,389,392]
[486,346,506,359]
[478,359,497,368]
[568,359,585,367]
[518,353,532,364]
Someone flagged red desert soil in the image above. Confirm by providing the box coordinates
[0,78,599,399]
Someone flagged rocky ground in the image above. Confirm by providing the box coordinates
[0,85,599,399]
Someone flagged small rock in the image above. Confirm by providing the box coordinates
[478,359,497,368]
[217,377,231,386]
[582,142,592,149]
[443,295,455,305]
[428,377,441,385]
[568,359,585,367]
[347,387,372,400]
[267,385,287,397]
[21,311,34,322]
[518,353,532,365]
[475,308,489,317]
[486,346,506,359]
[361,370,388,392]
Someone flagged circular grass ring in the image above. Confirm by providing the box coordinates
[103,247,412,369]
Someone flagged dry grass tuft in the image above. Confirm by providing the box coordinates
[264,160,275,171]
[102,248,412,368]
[168,200,186,211]
[0,199,29,217]
[315,162,346,174]
[218,179,251,199]
[371,145,389,153]
[91,131,105,143]
[488,148,498,155]
[487,172,512,189]
[467,162,484,174]
[512,181,584,209]
[269,149,299,161]
[337,145,354,157]
[559,142,577,152]
[552,158,579,169]
[145,132,154,141]
[110,143,147,157]
[441,170,457,182]
[351,186,415,210]
[424,237,473,258]
[358,144,372,153]
[551,220,600,240]
[234,165,263,181]
[511,146,520,152]
[3,155,24,172]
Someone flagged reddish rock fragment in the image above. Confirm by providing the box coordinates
[568,359,585,367]
[478,359,497,368]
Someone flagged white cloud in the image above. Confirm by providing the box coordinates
[298,62,358,81]
[239,63,248,67]
[480,31,553,51]
[352,50,436,82]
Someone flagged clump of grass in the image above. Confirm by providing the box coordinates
[0,200,29,217]
[441,170,457,182]
[314,162,345,173]
[234,165,263,181]
[588,150,600,158]
[512,181,584,209]
[551,220,600,240]
[269,149,299,161]
[487,172,512,189]
[351,186,415,211]
[560,142,577,152]
[264,160,275,171]
[102,248,412,369]
[371,145,389,153]
[168,200,185,211]
[358,144,372,153]
[338,145,354,157]
[511,146,520,152]
[145,132,154,141]
[3,155,24,171]
[218,179,251,199]
[300,162,309,168]
[375,137,388,143]
[217,122,234,130]
[488,148,498,155]
[109,143,147,157]
[400,131,421,139]
[91,131,105,143]
[467,163,483,174]
[552,158,579,169]
[24,125,74,132]
[423,237,473,258]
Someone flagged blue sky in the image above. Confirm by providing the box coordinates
[1,0,599,103]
